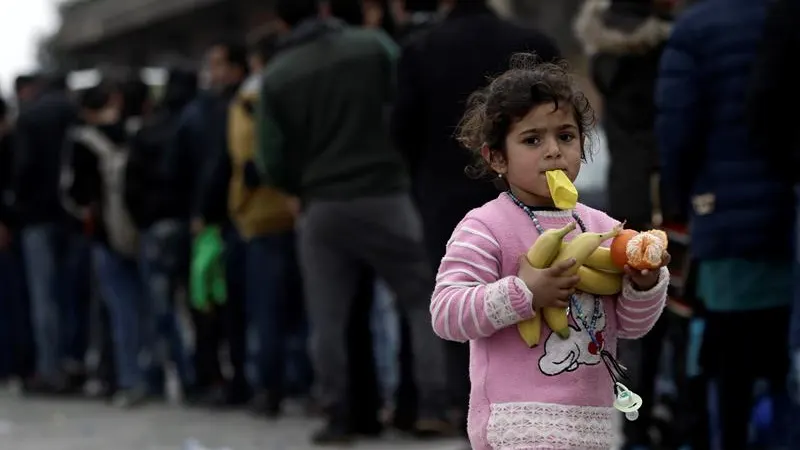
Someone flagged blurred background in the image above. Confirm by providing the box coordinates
[0,0,793,449]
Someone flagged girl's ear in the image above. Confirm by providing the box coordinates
[481,144,507,174]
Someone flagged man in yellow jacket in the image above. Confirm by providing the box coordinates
[227,29,311,417]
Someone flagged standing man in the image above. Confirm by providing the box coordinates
[657,0,793,448]
[747,0,800,446]
[173,41,250,407]
[13,74,80,394]
[257,0,449,444]
[390,0,560,432]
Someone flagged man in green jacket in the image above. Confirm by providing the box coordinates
[256,0,448,444]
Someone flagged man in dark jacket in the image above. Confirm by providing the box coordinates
[574,2,673,447]
[174,42,251,407]
[390,0,560,430]
[0,98,28,381]
[656,1,793,448]
[125,69,199,400]
[747,0,800,446]
[61,82,148,408]
[13,74,83,392]
[257,0,448,443]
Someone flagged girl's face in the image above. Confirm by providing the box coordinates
[489,102,582,207]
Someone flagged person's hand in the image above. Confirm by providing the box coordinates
[517,257,581,310]
[286,196,301,218]
[191,217,205,235]
[625,252,671,291]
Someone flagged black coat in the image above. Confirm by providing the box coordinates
[391,4,560,263]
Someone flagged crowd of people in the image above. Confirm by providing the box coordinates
[0,0,798,448]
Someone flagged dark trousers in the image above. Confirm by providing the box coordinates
[0,243,35,379]
[245,232,311,396]
[618,314,669,447]
[346,267,382,429]
[190,225,248,393]
[702,307,790,450]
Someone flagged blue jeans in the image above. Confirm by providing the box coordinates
[0,249,22,377]
[245,232,311,395]
[790,185,800,446]
[370,279,399,406]
[93,243,145,389]
[139,220,192,392]
[20,224,86,380]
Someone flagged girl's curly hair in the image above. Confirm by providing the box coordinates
[457,53,596,179]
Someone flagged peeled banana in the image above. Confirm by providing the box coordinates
[517,222,576,347]
[576,265,622,296]
[546,170,579,210]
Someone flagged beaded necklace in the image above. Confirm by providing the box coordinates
[505,190,629,386]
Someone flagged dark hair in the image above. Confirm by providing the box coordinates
[404,0,439,11]
[162,68,198,113]
[248,29,283,62]
[275,0,318,27]
[212,40,249,74]
[329,0,364,26]
[457,53,595,179]
[119,76,150,119]
[79,83,113,111]
[0,97,7,121]
[45,73,68,91]
[14,74,40,95]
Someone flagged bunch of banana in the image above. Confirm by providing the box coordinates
[562,242,624,295]
[517,222,576,347]
[517,223,623,347]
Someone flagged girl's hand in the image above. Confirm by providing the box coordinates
[625,252,671,291]
[517,256,581,309]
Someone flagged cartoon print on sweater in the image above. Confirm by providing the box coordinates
[539,292,606,376]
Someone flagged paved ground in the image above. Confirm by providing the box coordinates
[0,394,467,450]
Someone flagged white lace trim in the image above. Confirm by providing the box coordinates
[484,279,524,330]
[486,401,620,450]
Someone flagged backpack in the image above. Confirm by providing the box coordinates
[71,125,140,258]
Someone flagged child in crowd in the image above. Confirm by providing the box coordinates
[430,54,670,449]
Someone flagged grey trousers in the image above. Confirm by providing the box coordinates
[297,193,446,417]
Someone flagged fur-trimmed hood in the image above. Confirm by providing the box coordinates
[574,0,673,56]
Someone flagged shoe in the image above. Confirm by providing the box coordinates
[249,391,282,418]
[311,422,355,446]
[111,386,148,409]
[412,416,455,439]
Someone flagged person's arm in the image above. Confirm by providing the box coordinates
[11,114,34,207]
[255,83,293,193]
[616,267,669,339]
[431,218,535,343]
[747,0,799,166]
[60,132,101,219]
[655,18,702,222]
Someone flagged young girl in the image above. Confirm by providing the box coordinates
[430,55,670,449]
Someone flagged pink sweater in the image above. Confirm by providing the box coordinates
[431,194,669,450]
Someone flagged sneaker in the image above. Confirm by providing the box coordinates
[112,387,148,409]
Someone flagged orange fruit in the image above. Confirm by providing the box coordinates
[610,229,638,270]
[610,229,667,271]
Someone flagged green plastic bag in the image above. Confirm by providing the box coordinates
[190,226,226,311]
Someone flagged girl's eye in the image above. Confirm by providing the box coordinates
[524,136,541,146]
[559,133,575,142]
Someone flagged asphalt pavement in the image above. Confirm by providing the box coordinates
[0,393,468,450]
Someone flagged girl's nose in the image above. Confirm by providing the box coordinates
[544,139,563,159]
